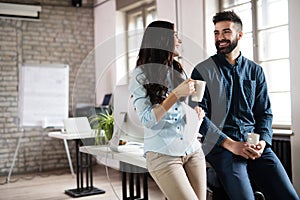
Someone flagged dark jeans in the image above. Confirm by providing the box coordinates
[206,146,299,200]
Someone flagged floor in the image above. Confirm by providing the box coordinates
[0,164,165,200]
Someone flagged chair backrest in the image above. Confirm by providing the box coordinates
[63,117,92,134]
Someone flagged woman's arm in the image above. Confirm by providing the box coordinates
[153,78,196,121]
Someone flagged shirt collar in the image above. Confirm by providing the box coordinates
[216,52,243,67]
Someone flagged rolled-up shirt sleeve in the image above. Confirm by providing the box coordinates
[128,68,157,128]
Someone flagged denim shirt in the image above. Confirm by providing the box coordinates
[191,53,273,147]
[128,67,200,156]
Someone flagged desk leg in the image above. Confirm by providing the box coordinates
[122,172,127,200]
[76,139,80,191]
[136,174,141,198]
[143,173,148,200]
[123,172,148,200]
[80,150,83,191]
[63,139,75,177]
[89,154,93,187]
[120,162,149,200]
[86,153,89,188]
[129,173,134,199]
[65,139,105,197]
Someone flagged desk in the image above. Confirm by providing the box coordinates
[80,145,149,200]
[48,132,105,197]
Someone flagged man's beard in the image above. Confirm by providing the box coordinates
[215,37,238,54]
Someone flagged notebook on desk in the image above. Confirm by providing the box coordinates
[63,117,93,135]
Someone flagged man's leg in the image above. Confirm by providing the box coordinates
[206,145,255,200]
[247,147,299,200]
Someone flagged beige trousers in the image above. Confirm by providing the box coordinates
[146,149,206,200]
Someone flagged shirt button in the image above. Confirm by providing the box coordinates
[175,107,178,111]
[174,118,177,121]
[180,138,183,140]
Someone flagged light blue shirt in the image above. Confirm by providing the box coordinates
[128,67,200,156]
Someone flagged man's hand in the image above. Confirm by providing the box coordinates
[244,140,266,160]
[221,138,266,160]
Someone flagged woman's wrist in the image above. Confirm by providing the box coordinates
[170,91,179,99]
[154,91,178,122]
[171,89,181,98]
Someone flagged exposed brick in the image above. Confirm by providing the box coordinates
[0,0,94,175]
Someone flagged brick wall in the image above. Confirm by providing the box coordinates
[0,0,95,175]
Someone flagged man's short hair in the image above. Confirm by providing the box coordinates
[213,10,243,31]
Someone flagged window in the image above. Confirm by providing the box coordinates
[219,0,290,127]
[116,2,156,85]
[127,3,157,72]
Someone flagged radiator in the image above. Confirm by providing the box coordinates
[272,134,292,180]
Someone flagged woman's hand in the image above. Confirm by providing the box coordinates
[194,106,205,120]
[172,78,196,98]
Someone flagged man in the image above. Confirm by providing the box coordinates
[191,11,299,200]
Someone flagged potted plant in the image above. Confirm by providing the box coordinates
[89,110,114,145]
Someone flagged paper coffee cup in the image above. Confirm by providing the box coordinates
[191,80,206,102]
[247,133,260,145]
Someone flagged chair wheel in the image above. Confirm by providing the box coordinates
[254,191,265,200]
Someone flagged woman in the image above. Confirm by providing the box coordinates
[129,20,206,200]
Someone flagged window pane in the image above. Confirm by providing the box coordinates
[222,0,250,8]
[223,3,253,33]
[128,30,142,71]
[258,26,289,61]
[257,0,288,29]
[269,92,291,125]
[129,52,137,71]
[261,59,290,92]
[127,6,157,72]
[146,9,157,26]
[219,0,291,126]
[128,29,143,51]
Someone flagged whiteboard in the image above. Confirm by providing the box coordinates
[18,64,69,128]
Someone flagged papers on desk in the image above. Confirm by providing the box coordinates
[117,142,144,154]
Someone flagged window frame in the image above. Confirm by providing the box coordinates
[218,0,291,129]
[125,2,157,73]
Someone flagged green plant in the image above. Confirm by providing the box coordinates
[89,110,114,145]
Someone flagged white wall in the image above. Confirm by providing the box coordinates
[289,0,300,194]
[204,0,218,56]
[94,0,116,106]
[156,0,177,23]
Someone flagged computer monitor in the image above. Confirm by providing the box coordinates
[102,93,112,106]
[113,84,144,144]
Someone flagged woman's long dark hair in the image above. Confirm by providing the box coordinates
[135,20,185,105]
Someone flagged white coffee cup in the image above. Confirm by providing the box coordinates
[247,133,260,145]
[191,80,206,102]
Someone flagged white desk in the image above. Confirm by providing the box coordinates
[80,145,149,200]
[48,131,96,176]
[80,145,145,168]
[48,131,105,197]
